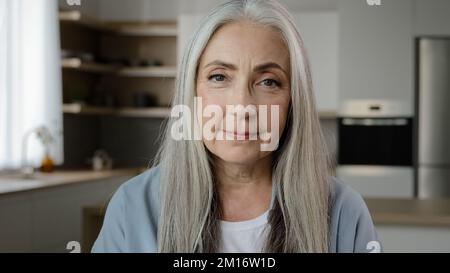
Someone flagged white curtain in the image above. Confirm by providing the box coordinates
[0,0,63,169]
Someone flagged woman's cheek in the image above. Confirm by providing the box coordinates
[197,90,226,137]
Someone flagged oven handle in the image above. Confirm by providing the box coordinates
[341,118,409,126]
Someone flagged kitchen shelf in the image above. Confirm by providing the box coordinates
[59,10,101,30]
[61,58,116,74]
[117,66,177,78]
[107,22,178,37]
[59,10,177,37]
[61,58,177,78]
[116,107,171,118]
[63,103,170,118]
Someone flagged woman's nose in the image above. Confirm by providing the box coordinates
[228,79,255,106]
[225,82,258,122]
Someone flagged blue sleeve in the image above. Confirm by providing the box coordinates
[91,186,126,253]
[352,194,382,253]
[330,179,382,253]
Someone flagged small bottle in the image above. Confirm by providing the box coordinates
[40,148,54,173]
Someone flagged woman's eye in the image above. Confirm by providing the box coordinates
[208,74,226,82]
[260,79,280,88]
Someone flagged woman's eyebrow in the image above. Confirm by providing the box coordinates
[203,60,237,70]
[203,60,287,75]
[253,62,287,75]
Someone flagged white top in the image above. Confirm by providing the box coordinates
[218,210,270,253]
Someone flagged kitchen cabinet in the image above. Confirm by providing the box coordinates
[338,0,414,108]
[338,166,414,198]
[377,225,450,252]
[366,198,450,252]
[59,9,177,167]
[60,10,178,112]
[0,172,135,252]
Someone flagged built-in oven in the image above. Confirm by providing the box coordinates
[336,100,414,198]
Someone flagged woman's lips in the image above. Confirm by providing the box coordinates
[221,130,258,140]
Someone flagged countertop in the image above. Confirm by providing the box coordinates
[0,167,146,196]
[83,196,450,228]
[365,198,450,228]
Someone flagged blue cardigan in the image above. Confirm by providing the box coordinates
[92,166,381,253]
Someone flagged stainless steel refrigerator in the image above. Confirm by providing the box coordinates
[417,38,450,198]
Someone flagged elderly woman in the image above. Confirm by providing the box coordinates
[92,0,380,253]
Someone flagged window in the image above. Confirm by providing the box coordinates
[0,0,63,169]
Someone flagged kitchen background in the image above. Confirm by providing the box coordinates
[0,0,450,252]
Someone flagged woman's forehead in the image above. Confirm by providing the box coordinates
[199,21,290,69]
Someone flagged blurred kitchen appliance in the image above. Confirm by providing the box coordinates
[337,100,414,198]
[417,38,450,198]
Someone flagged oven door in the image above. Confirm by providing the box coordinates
[337,117,414,198]
[338,117,413,166]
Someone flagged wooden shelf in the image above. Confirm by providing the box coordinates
[63,103,170,118]
[63,103,114,115]
[61,58,116,74]
[59,10,177,37]
[116,107,171,118]
[61,58,177,78]
[116,66,177,77]
[59,10,105,31]
[107,22,178,37]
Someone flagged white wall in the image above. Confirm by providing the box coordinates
[280,0,338,12]
[414,0,450,36]
[92,0,340,21]
[98,0,178,21]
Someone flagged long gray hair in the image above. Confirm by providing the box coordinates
[154,0,331,252]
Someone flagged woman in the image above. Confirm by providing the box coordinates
[92,0,380,253]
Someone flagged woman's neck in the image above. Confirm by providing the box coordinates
[214,156,273,222]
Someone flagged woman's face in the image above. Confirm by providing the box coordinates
[196,21,291,165]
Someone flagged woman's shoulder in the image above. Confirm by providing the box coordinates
[328,177,381,253]
[329,176,367,214]
[114,165,162,224]
[118,165,161,200]
[91,166,161,252]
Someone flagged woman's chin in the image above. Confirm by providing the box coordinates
[213,141,268,164]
